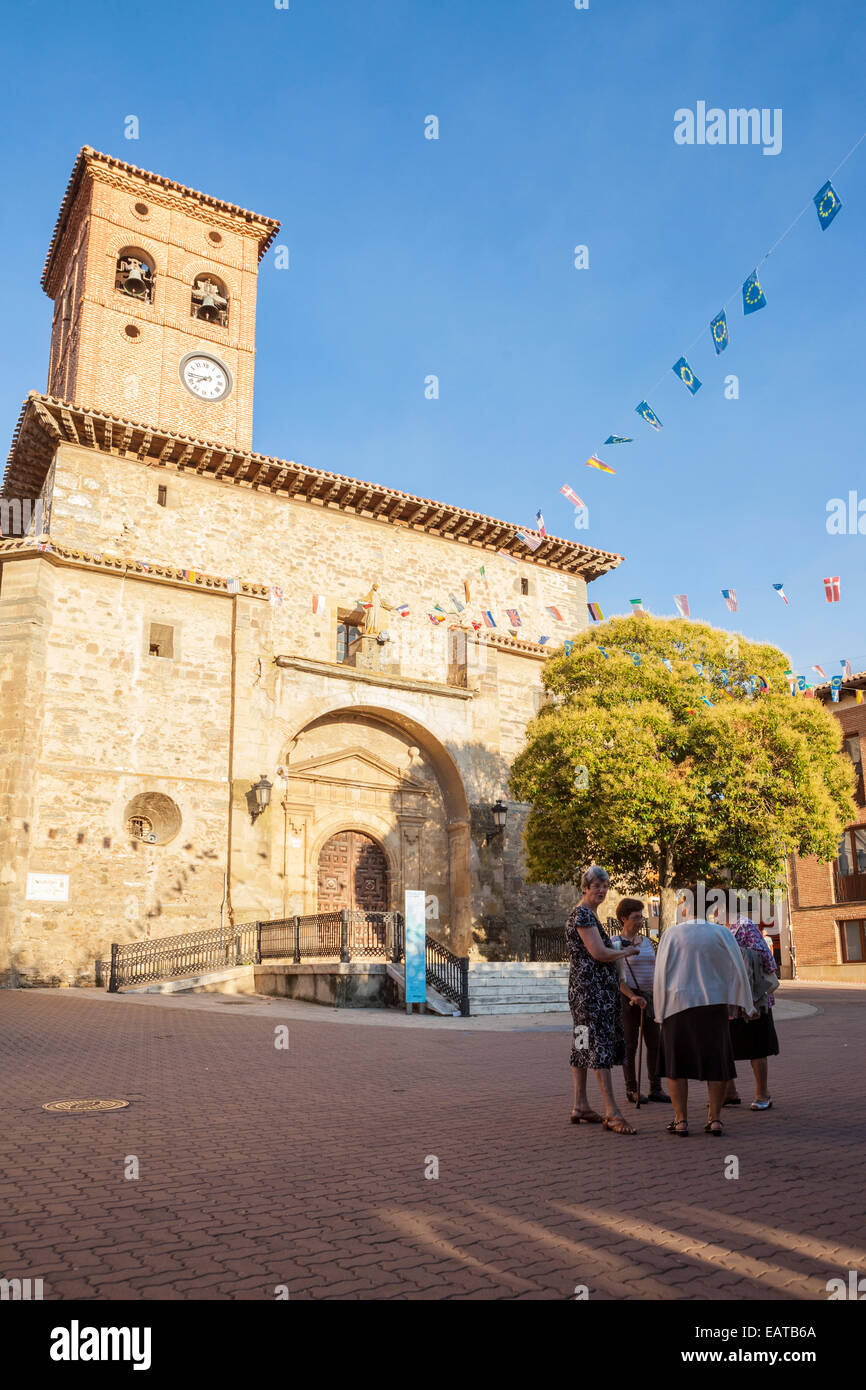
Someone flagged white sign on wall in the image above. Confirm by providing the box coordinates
[26,873,69,903]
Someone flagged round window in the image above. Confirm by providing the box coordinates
[123,793,182,845]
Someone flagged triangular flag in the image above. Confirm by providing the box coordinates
[586,456,615,474]
[772,583,788,605]
[604,435,633,444]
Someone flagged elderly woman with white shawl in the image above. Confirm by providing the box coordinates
[654,914,755,1137]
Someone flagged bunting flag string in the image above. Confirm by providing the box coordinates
[672,357,702,394]
[575,126,864,474]
[560,483,586,507]
[635,401,663,431]
[710,310,729,353]
[515,529,542,551]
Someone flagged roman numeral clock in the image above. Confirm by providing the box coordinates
[179,352,233,402]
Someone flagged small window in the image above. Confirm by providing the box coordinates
[148,623,174,659]
[128,815,154,841]
[520,577,529,597]
[157,485,167,507]
[336,614,363,666]
[840,919,866,962]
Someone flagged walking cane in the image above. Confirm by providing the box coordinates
[635,1006,645,1110]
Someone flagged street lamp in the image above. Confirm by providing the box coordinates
[485,798,508,845]
[250,774,273,819]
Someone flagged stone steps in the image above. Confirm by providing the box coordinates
[468,961,569,1015]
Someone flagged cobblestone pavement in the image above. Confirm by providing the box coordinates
[1,985,863,1301]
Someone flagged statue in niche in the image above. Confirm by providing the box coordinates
[360,582,395,638]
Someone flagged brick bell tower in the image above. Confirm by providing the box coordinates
[41,147,280,452]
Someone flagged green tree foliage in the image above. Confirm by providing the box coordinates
[510,614,855,927]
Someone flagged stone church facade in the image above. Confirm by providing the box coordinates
[0,148,622,987]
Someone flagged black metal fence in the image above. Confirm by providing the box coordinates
[106,909,470,1009]
[529,926,569,962]
[106,920,260,991]
[425,935,470,1015]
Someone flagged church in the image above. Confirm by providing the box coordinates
[0,148,622,987]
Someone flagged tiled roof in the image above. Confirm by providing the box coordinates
[42,147,281,290]
[2,393,624,582]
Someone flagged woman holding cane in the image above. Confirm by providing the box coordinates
[612,898,669,1106]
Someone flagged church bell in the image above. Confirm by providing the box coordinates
[123,262,147,296]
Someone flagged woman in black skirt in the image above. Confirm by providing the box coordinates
[654,913,754,1137]
[721,913,780,1110]
[567,866,642,1134]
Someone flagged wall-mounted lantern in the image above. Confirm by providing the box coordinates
[250,774,273,819]
[484,798,508,845]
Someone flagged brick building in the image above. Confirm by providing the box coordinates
[0,148,622,987]
[787,676,866,982]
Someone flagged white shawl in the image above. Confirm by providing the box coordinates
[654,918,755,1022]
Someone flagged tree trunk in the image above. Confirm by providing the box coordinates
[658,849,677,933]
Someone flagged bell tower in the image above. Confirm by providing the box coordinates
[42,147,280,453]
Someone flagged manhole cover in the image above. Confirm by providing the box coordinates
[42,1099,130,1114]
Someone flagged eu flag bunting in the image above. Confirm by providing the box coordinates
[814,180,842,230]
[604,435,633,445]
[742,269,767,315]
[672,357,702,394]
[710,310,729,353]
[635,401,663,431]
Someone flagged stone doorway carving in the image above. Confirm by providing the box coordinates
[316,831,389,913]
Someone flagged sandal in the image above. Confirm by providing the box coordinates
[750,1098,773,1111]
[603,1114,637,1134]
[666,1119,689,1137]
[704,1120,724,1136]
[570,1108,604,1124]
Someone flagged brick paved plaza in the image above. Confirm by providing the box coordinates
[1,984,864,1301]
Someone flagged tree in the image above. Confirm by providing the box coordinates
[509,613,855,929]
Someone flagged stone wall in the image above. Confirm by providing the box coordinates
[0,443,593,983]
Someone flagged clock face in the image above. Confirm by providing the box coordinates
[179,353,232,402]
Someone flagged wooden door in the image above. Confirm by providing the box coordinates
[316,832,388,912]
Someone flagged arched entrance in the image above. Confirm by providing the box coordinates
[317,831,389,913]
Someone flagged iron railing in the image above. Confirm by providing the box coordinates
[425,935,470,1015]
[529,926,568,962]
[108,910,411,991]
[107,920,260,991]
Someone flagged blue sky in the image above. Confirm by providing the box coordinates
[1,0,864,679]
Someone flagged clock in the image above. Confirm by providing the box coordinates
[179,352,232,402]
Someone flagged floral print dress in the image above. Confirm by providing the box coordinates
[567,904,625,1069]
[729,917,777,1007]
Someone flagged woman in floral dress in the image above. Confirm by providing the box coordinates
[567,865,641,1134]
